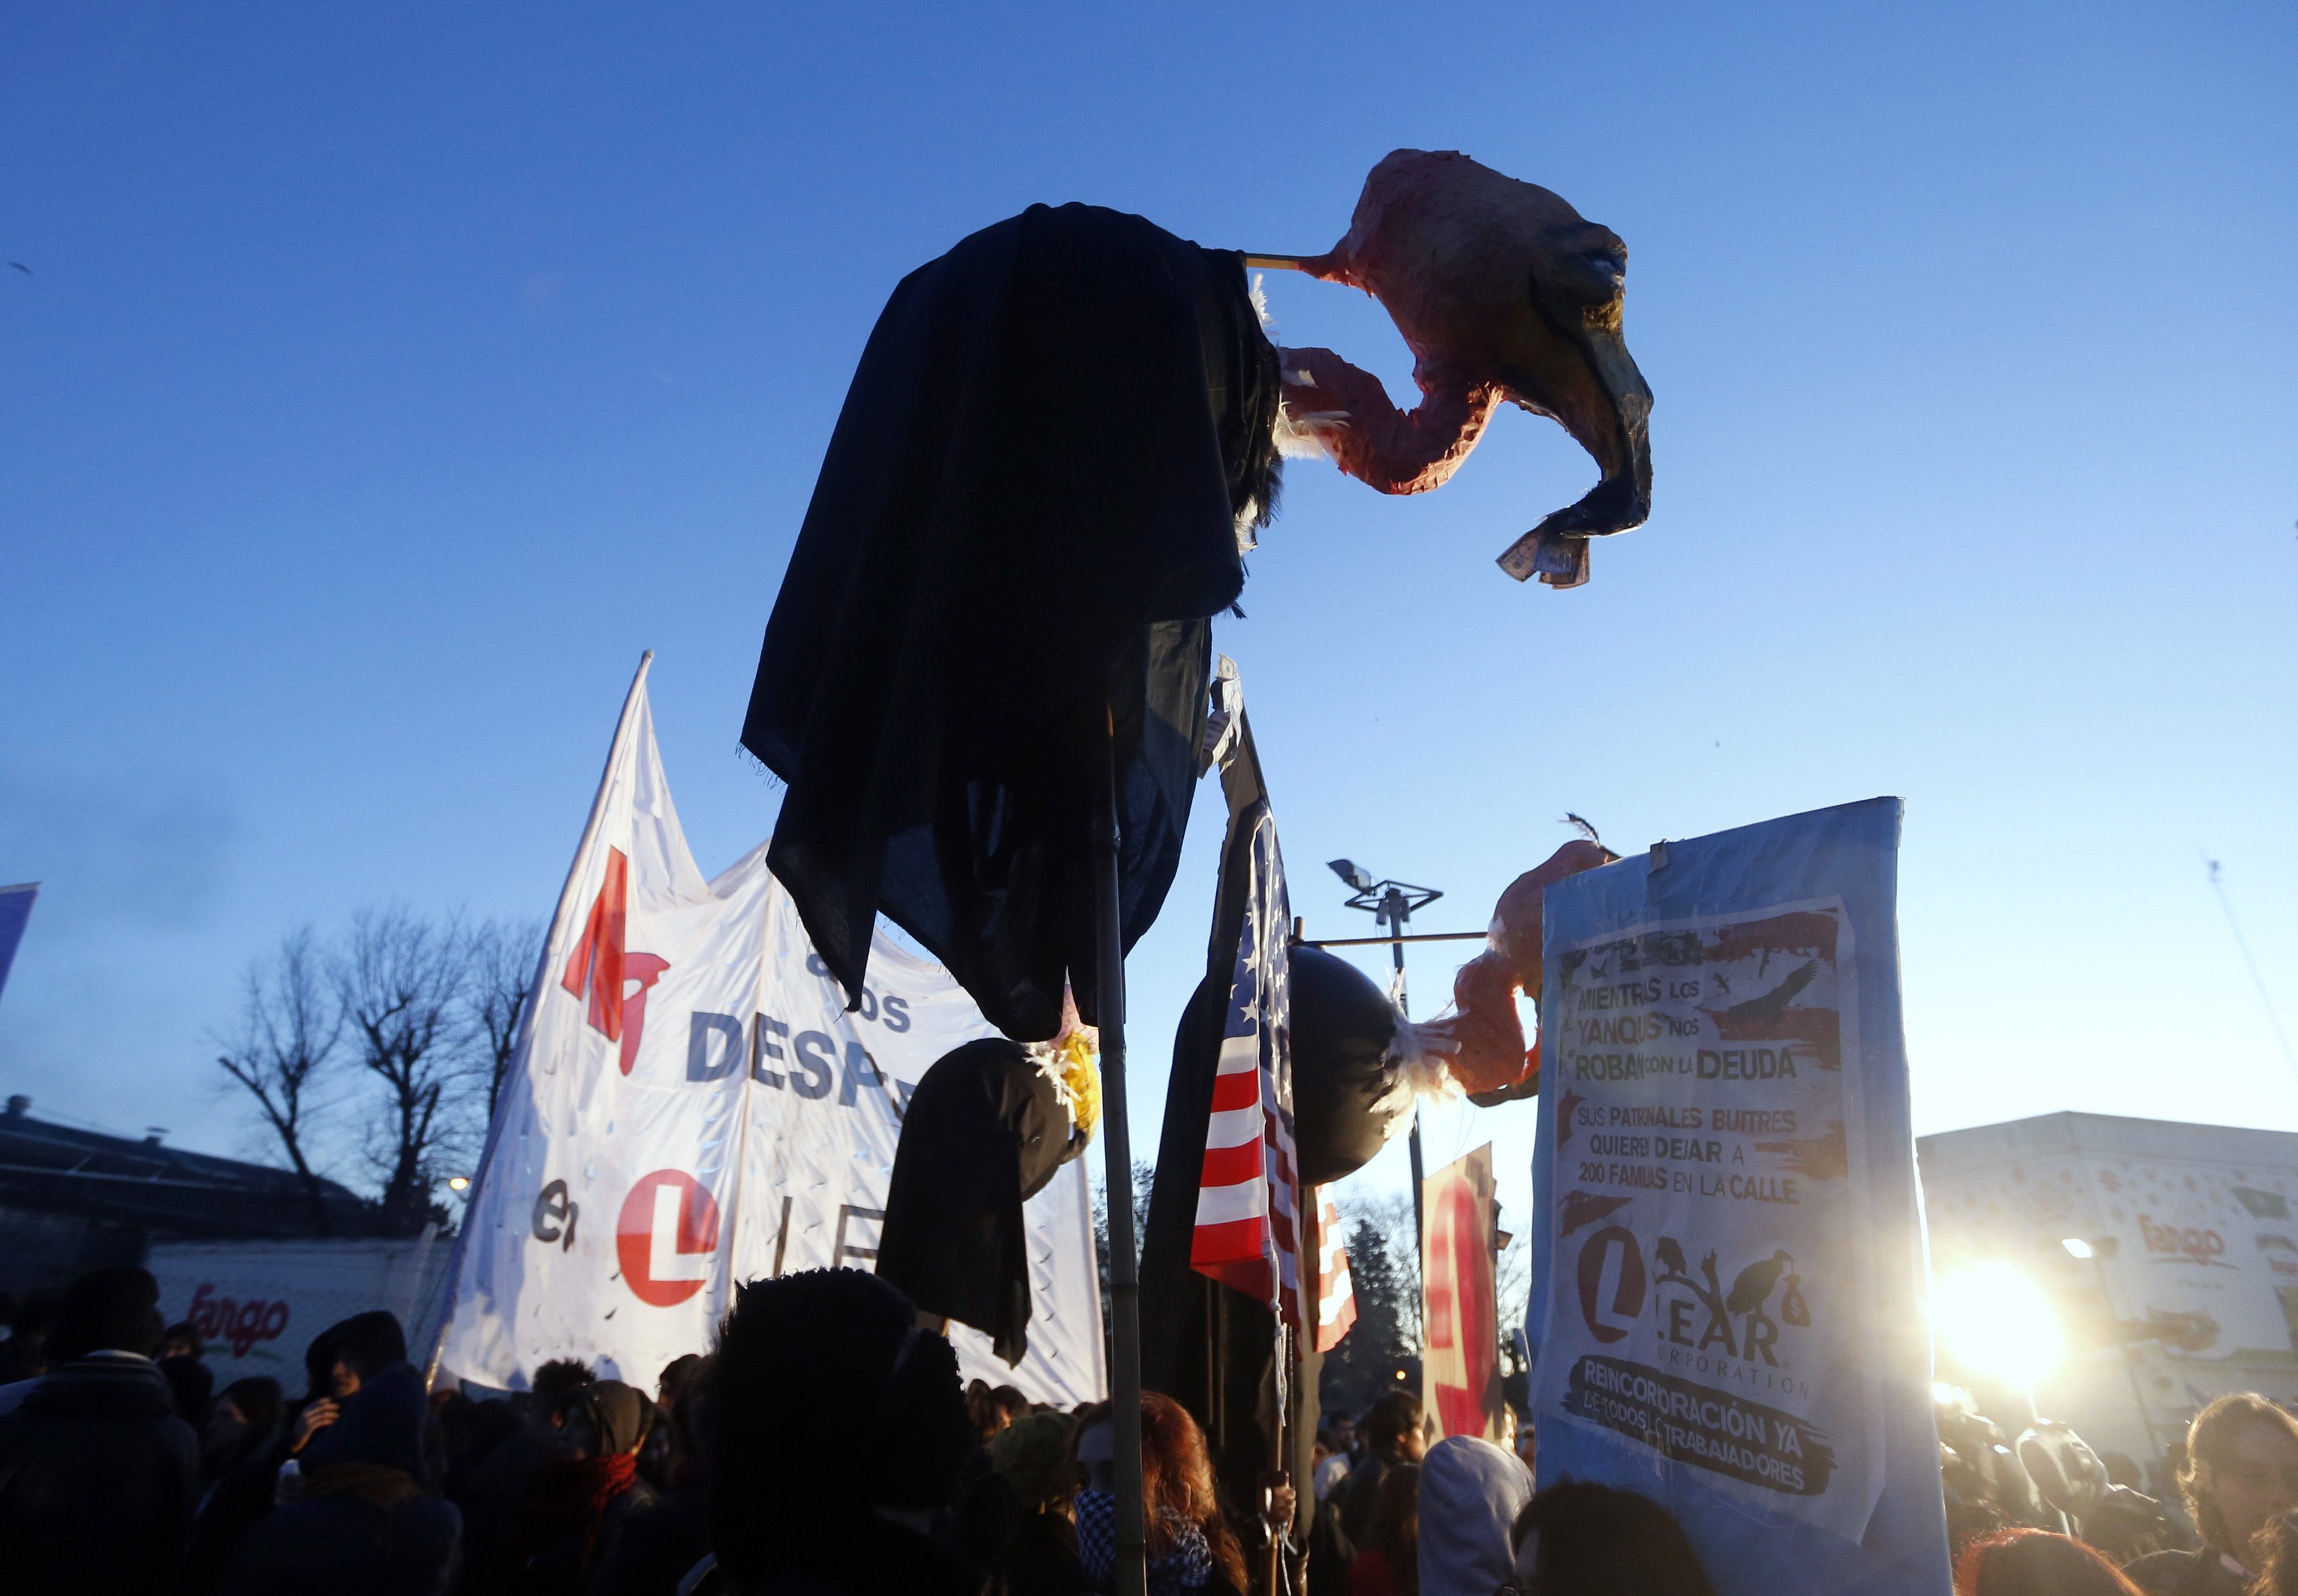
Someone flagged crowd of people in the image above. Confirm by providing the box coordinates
[1918,1383,2298,1596]
[8,1262,2298,1596]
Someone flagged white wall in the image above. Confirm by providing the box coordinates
[146,1232,449,1391]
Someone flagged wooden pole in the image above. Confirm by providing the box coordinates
[1094,706,1148,1596]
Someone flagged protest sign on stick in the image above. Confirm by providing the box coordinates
[1422,1143,1503,1443]
[1527,798,1949,1596]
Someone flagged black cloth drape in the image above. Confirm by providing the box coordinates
[742,202,1280,1041]
[876,1038,1084,1366]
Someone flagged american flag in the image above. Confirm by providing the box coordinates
[1189,801,1306,1329]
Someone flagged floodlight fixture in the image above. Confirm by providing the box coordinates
[2061,1238,2094,1260]
[1327,861,1443,925]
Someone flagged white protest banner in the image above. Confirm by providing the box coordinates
[1421,1143,1502,1443]
[1527,799,1948,1596]
[433,657,1105,1405]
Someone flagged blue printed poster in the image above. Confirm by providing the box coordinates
[1527,799,1949,1596]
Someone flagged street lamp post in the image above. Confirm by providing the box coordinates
[1328,860,1442,1265]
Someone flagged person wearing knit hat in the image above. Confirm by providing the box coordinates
[987,1410,1087,1596]
[708,1268,978,1595]
[991,1410,1079,1513]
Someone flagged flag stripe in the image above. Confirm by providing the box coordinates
[1311,1185,1357,1353]
[1209,1071,1261,1112]
[1193,1216,1270,1264]
[1199,1140,1265,1188]
[1203,1105,1263,1148]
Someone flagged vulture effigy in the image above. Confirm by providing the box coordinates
[1265,148,1655,587]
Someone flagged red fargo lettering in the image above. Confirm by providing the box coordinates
[188,1282,293,1357]
[2138,1215,2226,1263]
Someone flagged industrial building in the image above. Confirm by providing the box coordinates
[0,1094,372,1297]
[1919,1111,2298,1475]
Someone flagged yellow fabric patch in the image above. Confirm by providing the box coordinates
[1056,1031,1101,1141]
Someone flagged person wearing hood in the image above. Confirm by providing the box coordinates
[180,1309,420,1596]
[588,1362,715,1596]
[284,1310,422,1463]
[215,1360,463,1596]
[494,1378,657,1595]
[1414,1436,1531,1596]
[203,1375,286,1488]
[0,1265,201,1596]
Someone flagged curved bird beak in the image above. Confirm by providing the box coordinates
[1496,238,1655,583]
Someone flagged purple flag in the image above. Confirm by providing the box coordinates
[0,883,36,1006]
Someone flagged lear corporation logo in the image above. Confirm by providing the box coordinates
[561,846,670,1075]
[1577,1226,1812,1368]
[617,1170,722,1307]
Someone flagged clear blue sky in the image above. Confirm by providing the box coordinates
[3,3,2293,1233]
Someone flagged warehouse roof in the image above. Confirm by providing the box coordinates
[0,1094,371,1239]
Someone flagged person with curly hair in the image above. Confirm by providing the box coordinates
[2246,1509,2298,1596]
[1071,1391,1247,1595]
[1953,1529,2140,1596]
[2129,1396,2298,1596]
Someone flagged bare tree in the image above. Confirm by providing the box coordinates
[1093,1158,1156,1334]
[464,916,548,1125]
[336,906,467,1236]
[1497,1224,1530,1370]
[213,927,343,1236]
[1320,1198,1421,1414]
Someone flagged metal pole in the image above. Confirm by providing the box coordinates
[1093,708,1148,1596]
[1389,888,1426,1274]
